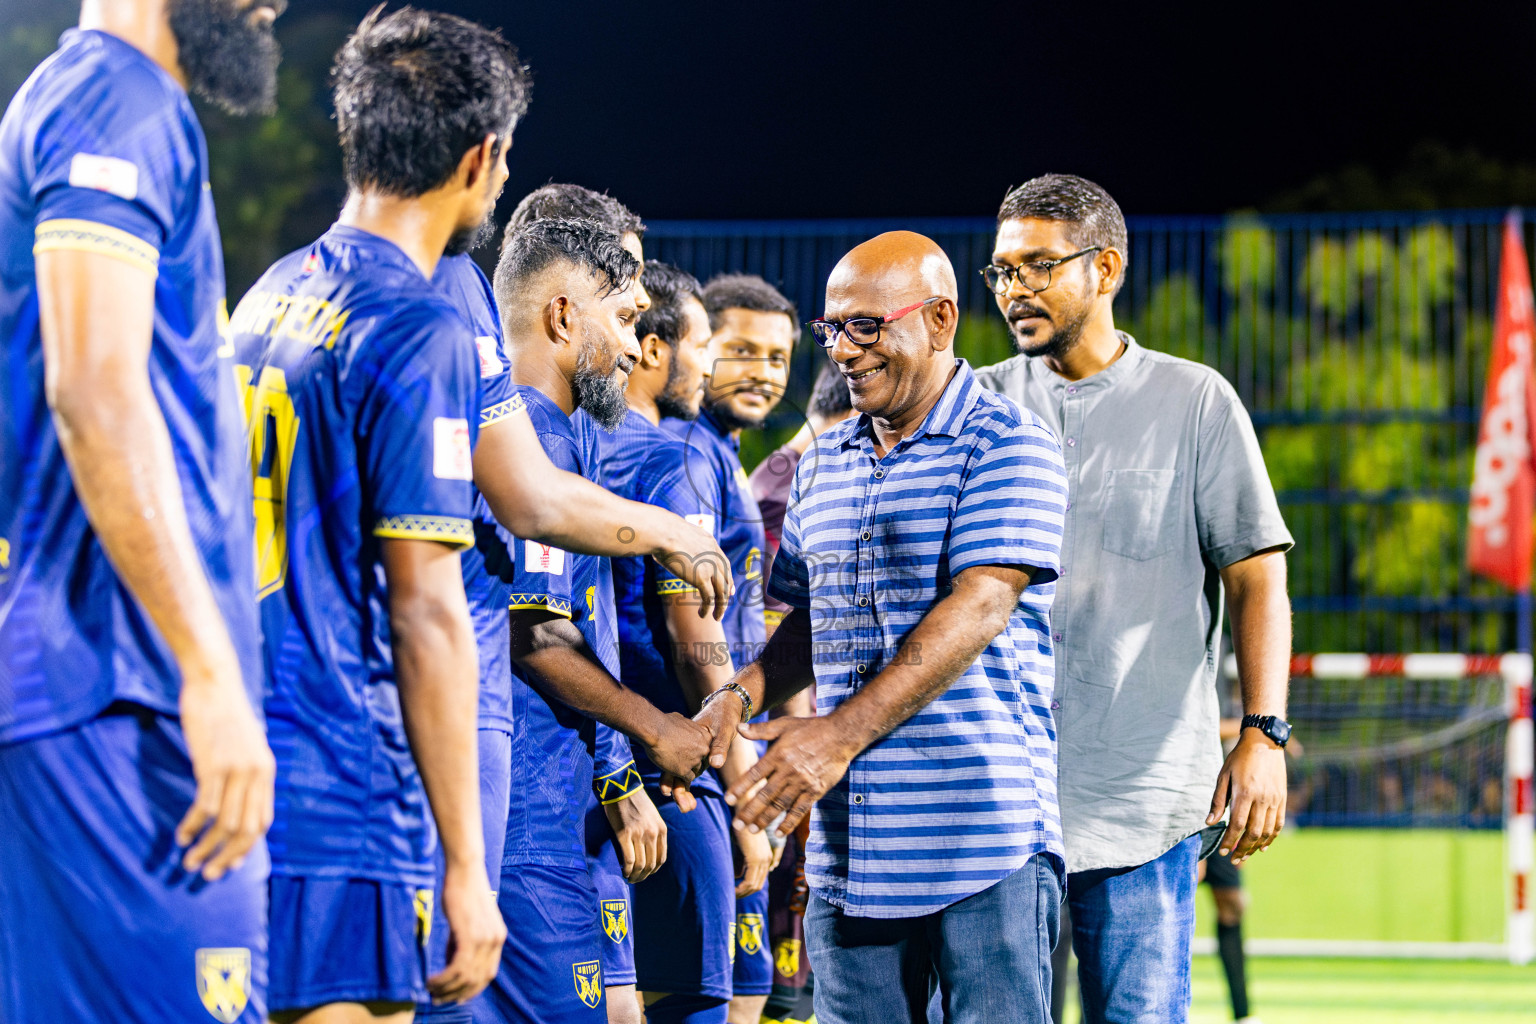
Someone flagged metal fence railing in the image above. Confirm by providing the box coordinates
[648,210,1530,656]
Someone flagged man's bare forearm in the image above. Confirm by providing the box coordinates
[511,615,666,747]
[817,566,1029,756]
[733,606,817,712]
[1222,551,1291,719]
[663,597,736,711]
[387,545,484,873]
[475,420,691,559]
[52,359,240,682]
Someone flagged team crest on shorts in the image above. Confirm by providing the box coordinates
[414,888,435,947]
[775,938,801,978]
[195,947,251,1023]
[601,898,630,943]
[736,912,765,955]
[573,960,604,1008]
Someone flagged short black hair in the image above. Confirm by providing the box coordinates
[997,174,1127,290]
[699,273,797,332]
[504,183,645,251]
[635,261,704,347]
[493,218,639,314]
[332,6,531,198]
[808,361,853,420]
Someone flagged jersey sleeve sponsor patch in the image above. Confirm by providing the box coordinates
[474,335,504,377]
[432,417,473,480]
[685,512,716,535]
[67,153,139,200]
[524,540,567,575]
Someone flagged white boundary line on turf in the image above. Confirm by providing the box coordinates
[1191,938,1513,960]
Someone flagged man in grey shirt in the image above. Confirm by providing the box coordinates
[975,174,1293,1024]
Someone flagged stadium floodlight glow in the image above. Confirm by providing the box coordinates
[1221,651,1535,966]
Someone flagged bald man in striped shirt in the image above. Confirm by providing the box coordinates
[694,232,1068,1024]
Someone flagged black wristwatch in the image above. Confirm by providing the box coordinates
[1241,714,1291,748]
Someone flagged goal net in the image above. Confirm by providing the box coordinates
[1221,653,1533,963]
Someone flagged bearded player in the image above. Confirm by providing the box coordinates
[0,2,283,1021]
[474,219,714,1024]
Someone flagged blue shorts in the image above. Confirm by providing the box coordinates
[419,727,514,1024]
[586,794,637,986]
[733,886,773,995]
[475,863,607,1024]
[268,875,432,1012]
[631,790,734,1000]
[0,704,269,1024]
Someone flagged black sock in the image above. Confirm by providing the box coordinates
[1217,920,1250,1019]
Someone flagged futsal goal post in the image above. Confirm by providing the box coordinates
[1216,652,1532,964]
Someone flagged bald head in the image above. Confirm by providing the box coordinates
[821,231,962,438]
[826,231,958,312]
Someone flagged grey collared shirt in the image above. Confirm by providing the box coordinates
[976,334,1292,873]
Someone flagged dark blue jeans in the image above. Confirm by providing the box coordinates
[1067,833,1200,1024]
[805,854,1061,1024]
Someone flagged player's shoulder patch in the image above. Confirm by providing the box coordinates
[67,153,138,200]
[474,335,504,377]
[432,417,472,480]
[523,540,567,575]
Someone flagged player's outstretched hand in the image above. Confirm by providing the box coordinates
[604,787,668,883]
[1207,729,1288,866]
[725,716,856,838]
[644,711,712,784]
[654,521,733,621]
[733,822,772,898]
[430,860,507,1004]
[176,667,275,881]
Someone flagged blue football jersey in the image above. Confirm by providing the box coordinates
[433,253,525,733]
[593,410,730,796]
[0,29,260,743]
[500,388,629,869]
[660,408,769,663]
[230,225,481,886]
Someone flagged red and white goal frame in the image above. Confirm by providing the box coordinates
[1223,652,1534,964]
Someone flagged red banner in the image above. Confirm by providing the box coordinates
[1469,213,1536,590]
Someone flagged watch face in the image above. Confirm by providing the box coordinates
[1270,719,1291,744]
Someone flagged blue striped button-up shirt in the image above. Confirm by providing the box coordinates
[768,359,1068,918]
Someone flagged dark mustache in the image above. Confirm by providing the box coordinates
[616,355,636,374]
[1006,302,1050,321]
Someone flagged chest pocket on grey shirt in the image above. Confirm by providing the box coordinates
[1101,469,1181,560]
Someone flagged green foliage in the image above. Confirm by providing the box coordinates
[953,312,1014,369]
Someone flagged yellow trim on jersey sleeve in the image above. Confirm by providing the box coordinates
[373,515,474,549]
[34,219,159,276]
[594,761,644,804]
[763,608,786,630]
[655,578,699,597]
[508,593,573,618]
[480,395,525,428]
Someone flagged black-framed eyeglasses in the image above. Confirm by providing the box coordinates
[980,247,1102,295]
[807,296,943,349]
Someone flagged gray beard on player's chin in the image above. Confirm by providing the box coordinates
[574,362,630,432]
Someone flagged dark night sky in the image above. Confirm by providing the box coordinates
[312,1,1533,220]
